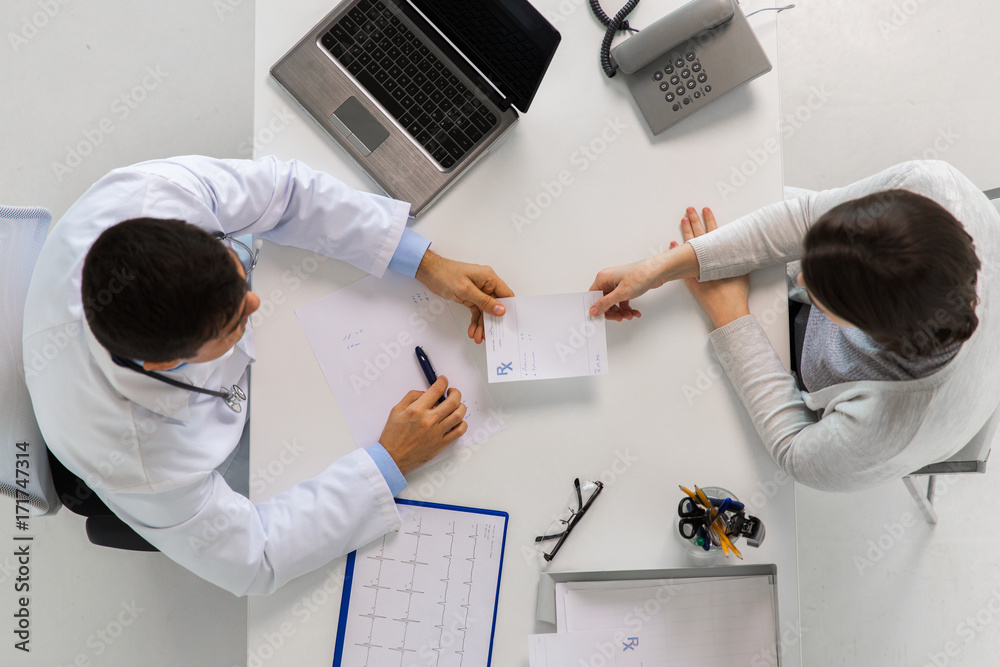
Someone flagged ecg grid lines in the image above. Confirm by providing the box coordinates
[337,504,505,667]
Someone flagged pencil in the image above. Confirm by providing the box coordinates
[679,485,701,505]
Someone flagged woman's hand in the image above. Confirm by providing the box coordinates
[416,250,514,343]
[587,256,663,321]
[677,207,750,329]
[588,225,702,321]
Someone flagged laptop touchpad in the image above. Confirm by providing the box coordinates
[329,97,389,156]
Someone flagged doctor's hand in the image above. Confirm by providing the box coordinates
[416,250,514,344]
[378,377,467,475]
[675,207,750,329]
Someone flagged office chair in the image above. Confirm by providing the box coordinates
[902,405,1000,524]
[900,190,1000,524]
[47,450,158,551]
[0,205,156,551]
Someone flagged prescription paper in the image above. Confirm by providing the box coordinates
[534,576,779,667]
[484,292,608,383]
[529,629,654,667]
[296,273,504,461]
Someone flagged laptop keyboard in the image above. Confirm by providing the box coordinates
[321,0,499,170]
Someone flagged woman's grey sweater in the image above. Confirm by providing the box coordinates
[687,161,1000,491]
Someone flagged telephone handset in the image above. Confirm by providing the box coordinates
[612,0,735,74]
[591,0,773,135]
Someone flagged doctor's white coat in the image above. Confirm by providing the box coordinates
[23,155,412,596]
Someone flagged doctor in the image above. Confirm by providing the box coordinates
[23,155,512,596]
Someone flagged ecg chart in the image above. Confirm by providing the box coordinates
[333,501,508,667]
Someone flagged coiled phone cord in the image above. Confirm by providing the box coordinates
[590,2,794,79]
[589,0,641,78]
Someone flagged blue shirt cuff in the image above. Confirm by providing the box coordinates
[366,443,407,497]
[387,226,431,278]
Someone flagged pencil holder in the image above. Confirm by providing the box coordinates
[676,486,740,556]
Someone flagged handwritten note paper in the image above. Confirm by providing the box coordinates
[296,273,504,460]
[484,292,608,383]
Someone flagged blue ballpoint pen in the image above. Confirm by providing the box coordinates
[414,346,446,405]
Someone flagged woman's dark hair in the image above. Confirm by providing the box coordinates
[82,218,247,362]
[801,190,981,358]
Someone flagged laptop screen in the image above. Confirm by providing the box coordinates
[408,0,560,113]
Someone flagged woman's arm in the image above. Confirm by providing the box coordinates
[589,162,923,317]
[708,316,912,492]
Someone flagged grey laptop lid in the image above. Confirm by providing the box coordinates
[271,0,560,215]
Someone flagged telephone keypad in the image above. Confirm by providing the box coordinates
[656,51,711,112]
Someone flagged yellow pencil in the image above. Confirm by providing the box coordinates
[694,486,713,510]
[679,485,701,505]
[711,522,742,559]
[695,486,722,529]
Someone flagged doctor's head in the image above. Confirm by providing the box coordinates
[82,218,261,368]
[799,190,980,358]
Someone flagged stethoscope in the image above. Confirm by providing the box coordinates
[108,231,261,414]
[112,355,247,413]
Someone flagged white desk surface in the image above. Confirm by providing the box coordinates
[249,1,799,665]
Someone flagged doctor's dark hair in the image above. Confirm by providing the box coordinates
[800,190,980,358]
[82,218,247,361]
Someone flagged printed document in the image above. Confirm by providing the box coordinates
[484,292,608,382]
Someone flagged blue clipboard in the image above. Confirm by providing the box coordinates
[331,498,509,666]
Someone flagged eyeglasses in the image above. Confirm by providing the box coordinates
[213,232,260,283]
[535,478,604,562]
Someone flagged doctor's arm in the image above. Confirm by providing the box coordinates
[139,155,513,341]
[108,449,403,596]
[107,378,470,596]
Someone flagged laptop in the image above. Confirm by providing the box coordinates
[271,0,561,216]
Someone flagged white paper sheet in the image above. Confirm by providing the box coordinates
[529,629,663,667]
[296,273,504,459]
[334,501,507,667]
[484,292,608,383]
[543,575,779,667]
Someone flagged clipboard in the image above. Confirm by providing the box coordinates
[332,498,509,666]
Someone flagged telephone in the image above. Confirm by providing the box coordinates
[591,0,773,135]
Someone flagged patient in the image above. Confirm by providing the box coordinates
[588,160,1000,491]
